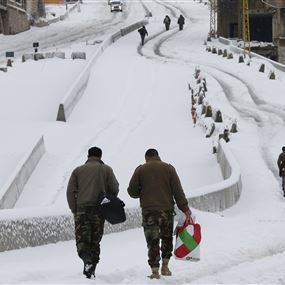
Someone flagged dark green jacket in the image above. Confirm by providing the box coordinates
[66,157,119,213]
[277,151,285,176]
[127,156,189,213]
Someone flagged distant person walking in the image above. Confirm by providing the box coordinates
[177,14,185,31]
[66,147,119,279]
[138,25,148,46]
[163,15,171,31]
[277,146,285,196]
[127,148,192,279]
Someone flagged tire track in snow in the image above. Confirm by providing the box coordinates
[141,25,285,185]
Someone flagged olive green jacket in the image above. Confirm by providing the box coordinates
[66,157,119,213]
[127,156,189,213]
[277,151,285,177]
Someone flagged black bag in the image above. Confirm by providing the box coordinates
[97,192,126,224]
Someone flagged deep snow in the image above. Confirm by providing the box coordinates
[1,0,285,284]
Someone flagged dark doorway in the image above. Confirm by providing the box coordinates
[249,15,272,42]
[229,23,238,38]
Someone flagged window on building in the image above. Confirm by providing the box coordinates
[250,15,273,42]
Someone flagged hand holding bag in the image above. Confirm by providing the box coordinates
[97,191,126,225]
[174,216,201,261]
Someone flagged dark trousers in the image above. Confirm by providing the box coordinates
[165,24,170,31]
[142,210,174,268]
[140,35,146,46]
[179,24,183,30]
[74,206,105,265]
[282,176,285,191]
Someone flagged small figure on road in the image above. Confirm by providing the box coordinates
[138,25,148,46]
[177,14,185,31]
[277,146,285,196]
[128,148,192,280]
[163,15,171,31]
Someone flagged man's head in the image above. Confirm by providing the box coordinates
[88,146,102,158]
[283,146,285,152]
[145,148,159,161]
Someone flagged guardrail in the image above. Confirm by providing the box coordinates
[0,136,46,209]
[0,139,241,251]
[56,19,148,122]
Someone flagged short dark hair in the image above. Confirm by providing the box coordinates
[145,148,159,157]
[88,147,102,158]
[282,146,285,152]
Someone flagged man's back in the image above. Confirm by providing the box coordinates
[128,156,188,212]
[67,157,119,213]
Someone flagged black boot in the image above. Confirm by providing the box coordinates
[83,262,96,279]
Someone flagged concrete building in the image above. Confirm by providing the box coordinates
[0,0,45,35]
[217,0,285,64]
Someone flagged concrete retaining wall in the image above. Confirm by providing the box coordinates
[56,19,148,122]
[218,36,285,72]
[189,139,242,212]
[0,139,241,251]
[0,136,46,209]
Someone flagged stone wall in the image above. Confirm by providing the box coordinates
[26,0,45,19]
[5,4,29,34]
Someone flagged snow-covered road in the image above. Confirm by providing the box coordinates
[1,0,285,283]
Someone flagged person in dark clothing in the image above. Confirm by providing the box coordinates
[66,147,119,279]
[128,148,192,279]
[138,25,148,46]
[163,15,171,31]
[177,14,185,30]
[277,146,285,196]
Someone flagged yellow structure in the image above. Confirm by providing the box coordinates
[242,0,251,55]
[45,0,65,4]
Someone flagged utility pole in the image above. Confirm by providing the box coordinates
[242,0,250,56]
[209,0,217,38]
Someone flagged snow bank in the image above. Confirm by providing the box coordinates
[0,136,45,210]
[56,19,148,122]
[0,206,142,252]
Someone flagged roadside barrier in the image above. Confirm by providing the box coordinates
[56,19,148,122]
[0,136,45,209]
[0,138,240,252]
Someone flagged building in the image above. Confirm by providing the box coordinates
[0,0,45,35]
[217,0,285,63]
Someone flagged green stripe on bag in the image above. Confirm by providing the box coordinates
[179,229,198,252]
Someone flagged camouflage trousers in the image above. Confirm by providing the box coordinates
[74,205,105,265]
[142,209,175,268]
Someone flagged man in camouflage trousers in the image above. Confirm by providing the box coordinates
[67,147,119,279]
[128,149,192,279]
